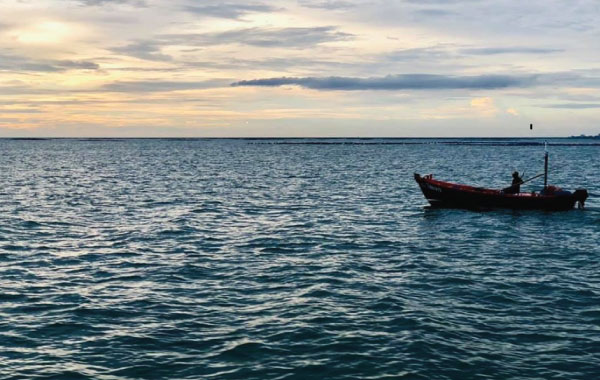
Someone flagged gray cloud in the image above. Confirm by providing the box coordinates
[0,85,53,96]
[0,108,42,113]
[386,46,455,62]
[298,0,356,10]
[109,26,353,62]
[461,47,563,55]
[414,8,454,17]
[232,74,539,90]
[383,45,561,67]
[75,0,145,6]
[102,79,229,92]
[0,53,99,72]
[541,103,600,109]
[184,3,280,19]
[404,0,481,3]
[56,60,100,70]
[162,26,353,48]
[111,41,173,62]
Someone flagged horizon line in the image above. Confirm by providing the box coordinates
[0,136,595,140]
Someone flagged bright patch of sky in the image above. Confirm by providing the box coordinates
[0,0,599,136]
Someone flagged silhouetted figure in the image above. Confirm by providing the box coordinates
[504,171,523,194]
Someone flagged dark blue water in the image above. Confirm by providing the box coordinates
[1,138,599,380]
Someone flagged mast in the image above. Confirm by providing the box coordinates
[543,141,548,188]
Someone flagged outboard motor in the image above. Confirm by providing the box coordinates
[573,189,588,209]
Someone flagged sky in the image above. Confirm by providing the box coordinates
[1,0,599,137]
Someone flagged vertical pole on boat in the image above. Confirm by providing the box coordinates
[543,141,548,188]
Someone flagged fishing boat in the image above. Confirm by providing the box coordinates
[414,146,588,210]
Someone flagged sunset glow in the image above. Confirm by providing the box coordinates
[0,0,599,137]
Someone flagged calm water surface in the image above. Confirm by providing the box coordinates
[0,138,599,379]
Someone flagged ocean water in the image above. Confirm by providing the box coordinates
[0,138,599,380]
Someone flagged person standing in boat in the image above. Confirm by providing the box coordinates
[505,171,523,194]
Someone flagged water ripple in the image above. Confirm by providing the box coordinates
[0,138,599,379]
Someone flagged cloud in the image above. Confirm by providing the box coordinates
[101,79,229,92]
[232,74,539,90]
[386,46,455,61]
[107,26,354,62]
[470,96,498,116]
[541,103,600,109]
[184,3,280,19]
[384,45,562,65]
[109,26,354,63]
[0,108,42,114]
[298,0,356,10]
[75,0,145,6]
[461,47,563,55]
[0,84,54,96]
[111,41,173,61]
[404,0,479,3]
[0,53,99,72]
[162,26,353,48]
[413,8,454,17]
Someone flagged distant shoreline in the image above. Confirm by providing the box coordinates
[1,136,600,140]
[569,134,600,139]
[1,137,600,147]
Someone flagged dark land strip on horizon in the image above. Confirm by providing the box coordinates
[1,137,600,146]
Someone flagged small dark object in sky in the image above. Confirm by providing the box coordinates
[530,123,533,130]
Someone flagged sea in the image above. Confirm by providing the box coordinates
[0,138,599,380]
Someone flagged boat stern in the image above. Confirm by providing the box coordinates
[574,189,588,209]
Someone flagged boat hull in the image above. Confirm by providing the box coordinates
[414,173,583,211]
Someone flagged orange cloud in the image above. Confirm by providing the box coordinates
[470,97,498,117]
